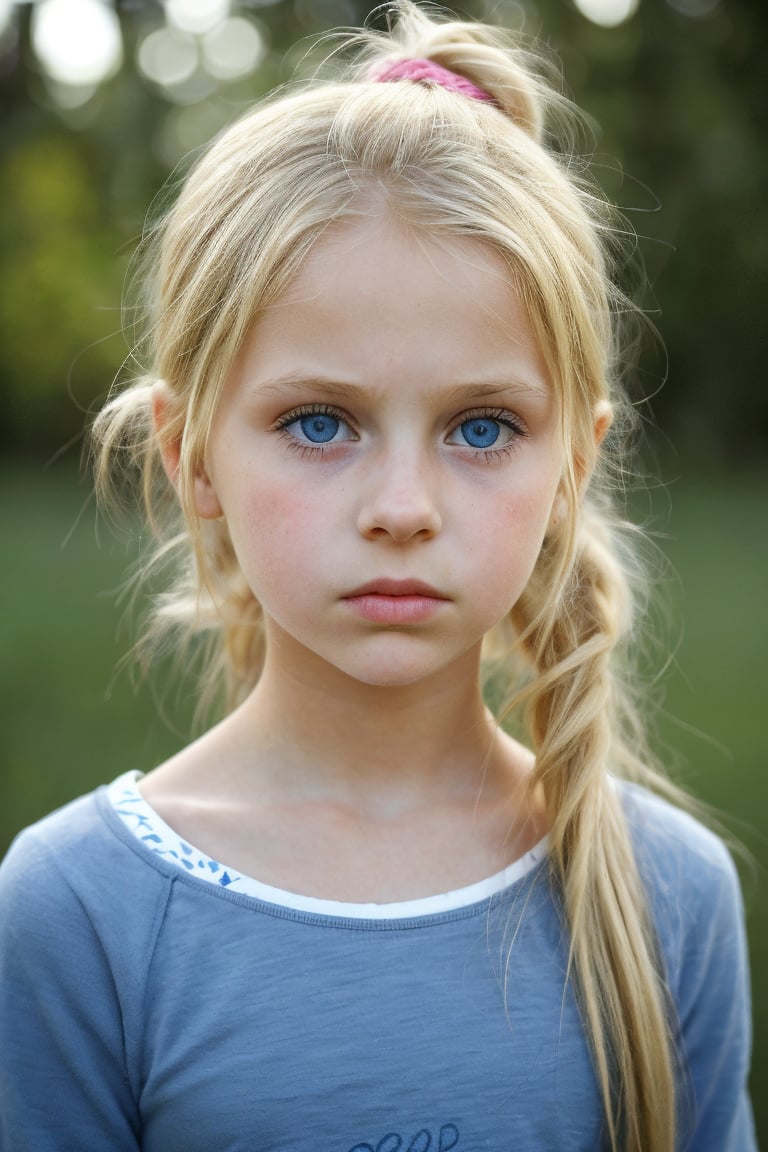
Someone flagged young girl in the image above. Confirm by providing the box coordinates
[0,4,754,1150]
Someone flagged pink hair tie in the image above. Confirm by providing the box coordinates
[370,57,498,107]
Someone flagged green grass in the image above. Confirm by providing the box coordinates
[644,475,768,1141]
[1,458,766,1140]
[0,459,192,844]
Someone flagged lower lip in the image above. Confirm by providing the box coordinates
[343,594,447,624]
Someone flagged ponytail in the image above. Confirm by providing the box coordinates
[368,3,546,141]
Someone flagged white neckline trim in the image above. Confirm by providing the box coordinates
[108,770,548,920]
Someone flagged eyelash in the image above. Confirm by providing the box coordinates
[448,408,528,462]
[272,404,353,458]
[271,404,528,461]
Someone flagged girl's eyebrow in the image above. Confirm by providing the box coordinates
[256,375,550,401]
[442,379,551,402]
[258,376,365,399]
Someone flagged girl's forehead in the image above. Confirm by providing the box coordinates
[257,214,541,356]
[228,214,555,415]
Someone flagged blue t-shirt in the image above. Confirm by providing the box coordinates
[0,776,755,1151]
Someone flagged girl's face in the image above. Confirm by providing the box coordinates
[198,215,565,690]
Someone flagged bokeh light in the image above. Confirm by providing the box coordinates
[137,25,198,89]
[202,17,267,81]
[572,0,640,28]
[166,0,230,36]
[31,0,122,86]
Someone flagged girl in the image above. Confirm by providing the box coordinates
[0,4,754,1150]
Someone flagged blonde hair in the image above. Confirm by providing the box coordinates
[92,4,687,1148]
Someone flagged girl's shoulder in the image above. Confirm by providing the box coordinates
[2,780,149,879]
[617,778,738,884]
[0,780,173,968]
[615,780,748,995]
[0,784,176,1145]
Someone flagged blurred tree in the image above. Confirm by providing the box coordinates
[0,132,126,445]
[535,0,768,464]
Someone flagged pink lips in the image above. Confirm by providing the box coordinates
[343,579,449,625]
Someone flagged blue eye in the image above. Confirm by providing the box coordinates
[298,413,340,443]
[458,418,501,448]
[277,405,355,449]
[446,410,525,455]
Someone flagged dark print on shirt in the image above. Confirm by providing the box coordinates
[348,1123,460,1152]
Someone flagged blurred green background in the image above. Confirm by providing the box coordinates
[1,0,765,1140]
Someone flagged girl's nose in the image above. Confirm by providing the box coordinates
[356,448,442,542]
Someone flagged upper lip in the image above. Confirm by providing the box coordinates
[344,578,448,599]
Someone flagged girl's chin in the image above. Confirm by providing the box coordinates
[279,648,480,692]
[260,619,485,690]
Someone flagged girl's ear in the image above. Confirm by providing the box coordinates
[593,400,613,449]
[572,400,614,494]
[151,381,223,520]
[553,400,615,527]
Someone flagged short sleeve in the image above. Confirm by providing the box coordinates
[0,820,143,1151]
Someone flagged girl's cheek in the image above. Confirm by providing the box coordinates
[243,483,327,545]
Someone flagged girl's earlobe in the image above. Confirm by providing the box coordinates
[192,471,224,520]
[151,381,223,519]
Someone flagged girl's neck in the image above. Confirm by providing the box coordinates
[230,643,507,813]
[139,638,545,900]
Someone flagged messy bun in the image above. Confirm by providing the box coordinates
[363,5,546,139]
